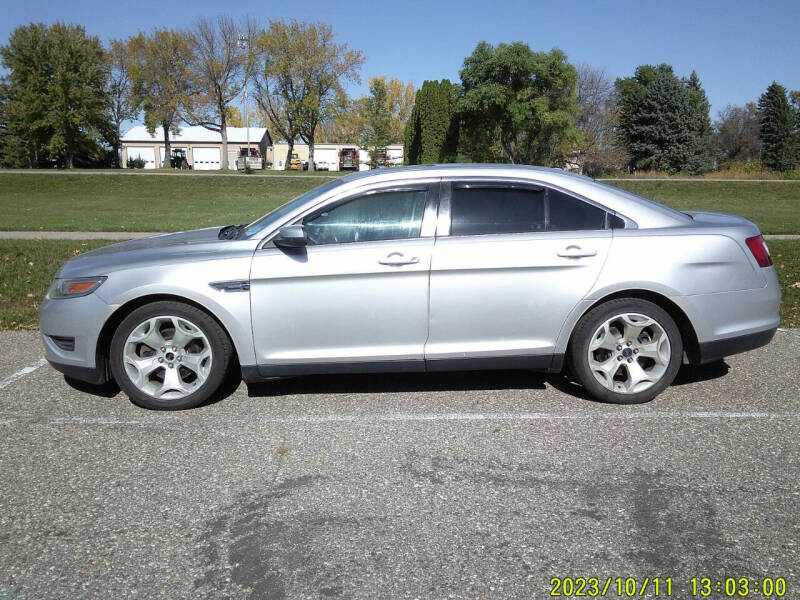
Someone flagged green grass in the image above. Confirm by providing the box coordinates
[0,173,330,232]
[770,239,800,328]
[1,173,799,234]
[1,239,798,330]
[0,240,114,329]
[607,180,800,234]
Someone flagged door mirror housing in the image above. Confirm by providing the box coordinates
[274,225,307,248]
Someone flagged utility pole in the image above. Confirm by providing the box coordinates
[237,33,250,168]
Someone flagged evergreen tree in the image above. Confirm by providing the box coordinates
[758,81,798,171]
[616,64,711,174]
[404,79,459,165]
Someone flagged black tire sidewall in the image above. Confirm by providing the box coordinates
[569,298,683,404]
[110,301,232,410]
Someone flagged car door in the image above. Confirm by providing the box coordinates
[249,181,439,376]
[425,179,614,370]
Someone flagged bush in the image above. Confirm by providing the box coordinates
[126,156,145,169]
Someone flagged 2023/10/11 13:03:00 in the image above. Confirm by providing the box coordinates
[548,576,787,597]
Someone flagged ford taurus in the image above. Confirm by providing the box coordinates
[39,165,781,409]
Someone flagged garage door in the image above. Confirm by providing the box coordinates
[193,147,221,170]
[128,147,156,169]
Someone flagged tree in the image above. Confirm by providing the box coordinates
[758,81,798,171]
[0,22,109,167]
[129,29,192,167]
[295,22,364,171]
[404,79,460,164]
[360,77,391,168]
[184,16,256,170]
[458,42,580,165]
[105,39,139,167]
[686,71,714,170]
[714,103,761,164]
[574,63,628,176]
[616,64,711,173]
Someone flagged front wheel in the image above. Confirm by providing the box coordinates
[110,301,233,410]
[569,298,682,404]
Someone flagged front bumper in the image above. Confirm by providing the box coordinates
[39,292,116,384]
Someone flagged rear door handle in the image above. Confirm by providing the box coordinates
[378,252,420,266]
[558,245,597,258]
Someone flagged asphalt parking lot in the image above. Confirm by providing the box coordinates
[1,330,799,599]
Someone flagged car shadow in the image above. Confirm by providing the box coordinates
[245,361,732,401]
[64,375,121,398]
[245,369,549,397]
[672,360,730,386]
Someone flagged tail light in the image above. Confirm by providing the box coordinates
[745,235,773,268]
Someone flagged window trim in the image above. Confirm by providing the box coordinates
[439,177,635,238]
[263,181,439,249]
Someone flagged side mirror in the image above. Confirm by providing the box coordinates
[274,224,307,248]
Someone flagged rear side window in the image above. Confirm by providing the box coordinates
[450,186,545,236]
[548,188,607,231]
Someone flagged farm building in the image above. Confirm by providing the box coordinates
[121,126,272,170]
[269,142,405,171]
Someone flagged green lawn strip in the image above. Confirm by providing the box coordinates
[2,238,798,331]
[2,173,799,234]
[770,239,800,328]
[0,174,327,232]
[608,181,800,234]
[0,239,113,329]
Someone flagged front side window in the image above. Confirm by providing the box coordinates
[303,189,428,245]
[450,186,545,236]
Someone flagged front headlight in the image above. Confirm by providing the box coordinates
[46,276,107,299]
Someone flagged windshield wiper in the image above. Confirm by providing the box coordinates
[218,224,246,240]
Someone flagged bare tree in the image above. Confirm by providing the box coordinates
[575,63,628,176]
[184,16,257,170]
[714,103,761,164]
[106,39,139,167]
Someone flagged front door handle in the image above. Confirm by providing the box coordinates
[378,252,420,266]
[558,245,597,258]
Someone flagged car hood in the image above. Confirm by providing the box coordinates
[56,227,259,278]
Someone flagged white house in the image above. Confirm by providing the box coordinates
[121,126,272,170]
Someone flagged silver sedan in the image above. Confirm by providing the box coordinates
[39,165,781,410]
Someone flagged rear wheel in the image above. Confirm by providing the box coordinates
[569,298,682,404]
[110,301,233,410]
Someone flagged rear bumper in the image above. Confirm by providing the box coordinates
[697,327,777,364]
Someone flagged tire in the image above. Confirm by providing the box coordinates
[110,301,233,410]
[568,298,682,404]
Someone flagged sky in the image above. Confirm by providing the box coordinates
[2,0,799,120]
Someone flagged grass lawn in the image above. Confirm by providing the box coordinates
[0,173,330,232]
[1,172,799,234]
[0,239,113,329]
[609,180,800,234]
[1,239,798,330]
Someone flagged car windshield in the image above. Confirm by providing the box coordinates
[238,178,347,240]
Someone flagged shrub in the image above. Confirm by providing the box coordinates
[126,156,145,169]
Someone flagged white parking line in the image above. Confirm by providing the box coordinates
[0,411,798,427]
[0,357,47,391]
